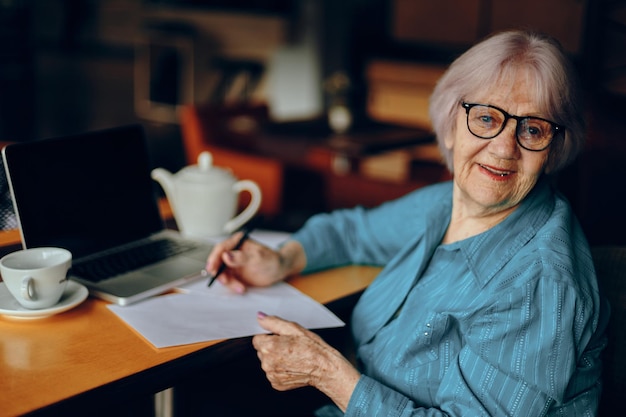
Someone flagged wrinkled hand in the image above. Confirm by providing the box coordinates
[206,232,285,293]
[252,313,360,412]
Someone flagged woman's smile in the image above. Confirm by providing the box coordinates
[477,163,516,180]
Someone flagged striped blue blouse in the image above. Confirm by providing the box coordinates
[292,180,607,416]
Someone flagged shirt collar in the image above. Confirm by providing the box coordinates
[447,179,555,288]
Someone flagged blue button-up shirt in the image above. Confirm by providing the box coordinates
[292,180,607,416]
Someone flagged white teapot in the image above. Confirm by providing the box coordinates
[151,152,262,238]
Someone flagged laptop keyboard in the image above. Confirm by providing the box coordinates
[72,238,200,282]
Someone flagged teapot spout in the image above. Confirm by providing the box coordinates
[151,168,178,214]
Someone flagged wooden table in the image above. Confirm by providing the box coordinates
[0,190,379,416]
[0,264,380,417]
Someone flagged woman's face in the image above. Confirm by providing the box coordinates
[444,73,550,217]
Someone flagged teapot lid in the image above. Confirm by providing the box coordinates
[179,152,234,183]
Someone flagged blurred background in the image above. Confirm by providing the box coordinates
[1,0,625,239]
[1,0,624,162]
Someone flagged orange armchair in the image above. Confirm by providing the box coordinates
[179,103,284,218]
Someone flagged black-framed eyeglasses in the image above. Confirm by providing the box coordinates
[461,102,564,152]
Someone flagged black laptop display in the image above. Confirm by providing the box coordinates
[2,124,212,305]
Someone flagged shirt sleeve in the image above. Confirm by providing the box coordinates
[291,183,451,273]
[345,267,602,417]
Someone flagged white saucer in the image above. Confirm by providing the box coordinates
[0,281,88,320]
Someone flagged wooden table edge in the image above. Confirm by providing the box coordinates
[17,265,381,417]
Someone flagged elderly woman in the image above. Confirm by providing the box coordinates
[207,30,607,416]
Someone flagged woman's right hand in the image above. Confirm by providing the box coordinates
[205,234,306,294]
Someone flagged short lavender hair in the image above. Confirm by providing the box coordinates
[429,30,585,174]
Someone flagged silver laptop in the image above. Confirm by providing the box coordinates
[2,124,213,306]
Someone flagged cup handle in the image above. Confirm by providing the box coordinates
[224,180,262,234]
[20,276,36,301]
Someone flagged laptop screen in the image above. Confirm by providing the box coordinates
[2,125,164,258]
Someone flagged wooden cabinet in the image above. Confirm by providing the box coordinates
[490,0,587,54]
[392,0,484,46]
[366,60,446,130]
[391,0,588,54]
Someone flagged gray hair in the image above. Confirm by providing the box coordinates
[429,30,585,174]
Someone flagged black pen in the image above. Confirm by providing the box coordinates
[207,227,253,287]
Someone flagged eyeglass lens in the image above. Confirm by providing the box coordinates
[465,104,555,151]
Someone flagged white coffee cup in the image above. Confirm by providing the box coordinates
[0,247,72,309]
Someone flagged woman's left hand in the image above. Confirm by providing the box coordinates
[252,313,361,412]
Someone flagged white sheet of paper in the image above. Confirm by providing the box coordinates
[108,281,344,348]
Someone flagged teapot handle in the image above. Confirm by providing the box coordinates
[224,180,262,234]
